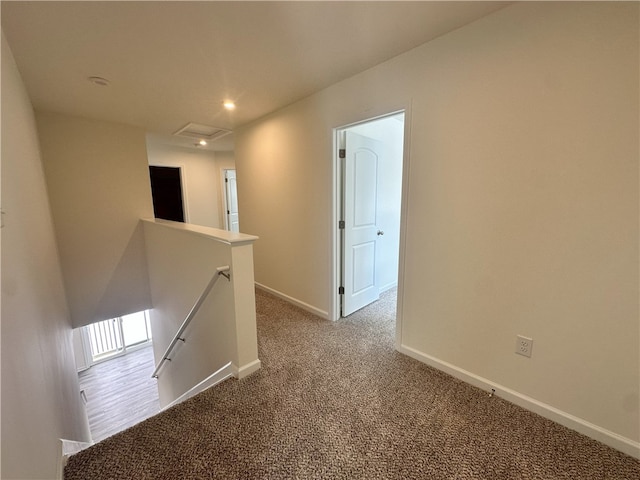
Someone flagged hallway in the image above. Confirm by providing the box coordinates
[65,289,640,480]
[78,345,160,442]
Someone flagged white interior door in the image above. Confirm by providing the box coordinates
[224,169,240,232]
[342,131,384,316]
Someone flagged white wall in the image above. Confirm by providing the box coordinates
[36,112,154,328]
[147,141,235,229]
[1,32,91,479]
[235,2,639,455]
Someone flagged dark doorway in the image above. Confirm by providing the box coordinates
[149,166,185,222]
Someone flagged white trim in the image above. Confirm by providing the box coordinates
[398,344,640,460]
[255,282,329,319]
[76,326,93,372]
[330,127,343,321]
[161,362,233,411]
[222,168,230,231]
[394,104,412,350]
[221,168,237,232]
[142,218,258,245]
[231,359,262,379]
[58,439,93,479]
[379,281,398,294]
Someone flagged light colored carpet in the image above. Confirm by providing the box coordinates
[65,288,640,479]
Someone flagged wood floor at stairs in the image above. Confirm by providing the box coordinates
[78,345,160,442]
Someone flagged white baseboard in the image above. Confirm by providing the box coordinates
[379,281,398,294]
[232,359,262,379]
[255,282,329,319]
[398,344,640,460]
[58,438,93,479]
[162,362,233,411]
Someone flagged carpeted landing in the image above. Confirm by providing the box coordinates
[65,289,640,479]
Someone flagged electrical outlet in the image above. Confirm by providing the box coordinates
[516,335,533,358]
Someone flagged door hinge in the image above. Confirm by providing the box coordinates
[225,178,228,183]
[339,149,346,159]
[338,286,345,295]
[339,220,345,229]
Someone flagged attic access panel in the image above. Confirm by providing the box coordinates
[173,123,231,142]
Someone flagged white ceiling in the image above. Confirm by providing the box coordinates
[2,1,508,151]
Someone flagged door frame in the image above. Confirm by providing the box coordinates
[331,108,412,348]
[221,168,239,232]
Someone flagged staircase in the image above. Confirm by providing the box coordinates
[142,218,261,408]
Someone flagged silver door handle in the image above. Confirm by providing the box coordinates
[377,230,384,236]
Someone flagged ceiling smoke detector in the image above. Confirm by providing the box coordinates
[173,123,231,142]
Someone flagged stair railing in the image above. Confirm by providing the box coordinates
[152,265,231,379]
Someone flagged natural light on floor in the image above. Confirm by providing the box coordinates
[85,311,152,362]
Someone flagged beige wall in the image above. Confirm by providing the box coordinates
[1,32,91,479]
[236,96,335,317]
[36,112,154,328]
[235,2,639,453]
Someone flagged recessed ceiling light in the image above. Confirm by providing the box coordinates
[198,140,208,146]
[223,100,236,111]
[88,76,110,87]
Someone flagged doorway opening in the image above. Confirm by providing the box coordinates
[334,111,406,321]
[73,311,159,441]
[149,165,186,222]
[223,169,240,232]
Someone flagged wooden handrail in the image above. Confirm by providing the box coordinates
[151,265,231,378]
